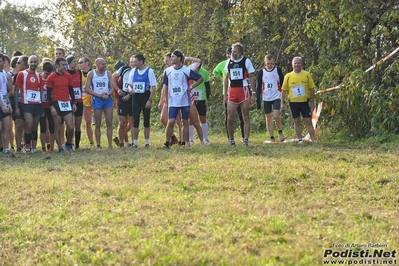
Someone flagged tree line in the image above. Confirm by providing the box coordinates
[2,0,399,137]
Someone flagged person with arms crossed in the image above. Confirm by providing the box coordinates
[84,58,116,149]
[128,54,157,148]
[256,54,285,143]
[224,43,256,146]
[281,56,316,143]
[161,50,203,148]
[46,57,77,154]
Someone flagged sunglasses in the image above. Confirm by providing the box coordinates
[78,61,85,64]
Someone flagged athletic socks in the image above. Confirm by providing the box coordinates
[189,125,194,142]
[201,122,209,141]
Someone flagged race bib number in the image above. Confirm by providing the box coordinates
[42,91,47,102]
[82,85,88,96]
[171,86,183,96]
[58,100,72,111]
[265,82,274,92]
[27,90,40,103]
[292,85,305,98]
[0,92,7,106]
[133,82,145,93]
[95,81,106,93]
[123,82,130,92]
[73,88,82,99]
[192,89,202,100]
[230,68,243,80]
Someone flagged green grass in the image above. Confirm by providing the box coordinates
[0,123,398,265]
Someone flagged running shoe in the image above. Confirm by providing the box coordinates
[170,135,179,146]
[65,144,72,153]
[278,132,285,142]
[243,139,249,146]
[113,137,120,147]
[204,139,211,145]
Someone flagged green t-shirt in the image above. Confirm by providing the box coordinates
[212,59,228,94]
[192,67,210,101]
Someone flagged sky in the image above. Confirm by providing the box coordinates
[10,0,49,7]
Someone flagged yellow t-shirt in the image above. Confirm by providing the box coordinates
[281,70,315,102]
[82,70,92,107]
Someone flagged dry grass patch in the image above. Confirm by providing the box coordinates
[0,133,398,265]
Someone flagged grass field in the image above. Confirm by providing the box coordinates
[1,124,398,265]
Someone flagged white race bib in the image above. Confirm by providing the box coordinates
[73,87,82,99]
[27,90,41,103]
[230,68,243,80]
[42,91,47,102]
[171,86,183,96]
[292,85,305,98]
[58,100,72,111]
[0,92,7,106]
[192,89,202,100]
[95,81,106,94]
[122,82,130,92]
[133,82,145,93]
[265,82,274,92]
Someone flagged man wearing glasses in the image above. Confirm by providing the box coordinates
[78,57,94,147]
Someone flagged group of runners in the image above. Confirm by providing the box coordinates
[0,42,317,154]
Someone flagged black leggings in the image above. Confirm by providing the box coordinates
[39,108,55,134]
[132,92,151,128]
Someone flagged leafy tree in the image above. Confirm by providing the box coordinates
[0,1,58,58]
[11,0,399,136]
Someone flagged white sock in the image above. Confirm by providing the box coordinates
[145,139,149,145]
[189,125,194,142]
[133,139,138,146]
[201,123,209,140]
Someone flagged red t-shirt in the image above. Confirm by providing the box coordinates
[41,75,50,108]
[67,69,83,103]
[14,70,43,104]
[47,72,73,102]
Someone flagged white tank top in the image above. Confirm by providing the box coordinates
[0,71,9,106]
[91,70,110,95]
